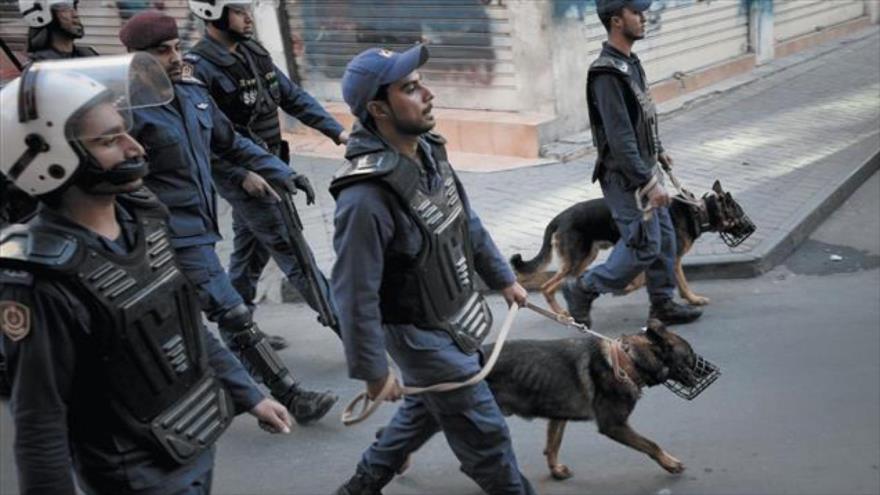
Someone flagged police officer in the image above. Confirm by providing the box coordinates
[18,0,97,62]
[0,54,291,495]
[1,1,95,229]
[562,0,702,327]
[118,11,337,425]
[331,46,535,495]
[184,0,346,332]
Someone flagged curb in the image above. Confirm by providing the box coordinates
[682,139,880,280]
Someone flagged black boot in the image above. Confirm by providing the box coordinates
[561,277,599,327]
[265,334,289,351]
[650,299,702,325]
[336,466,393,495]
[282,384,338,425]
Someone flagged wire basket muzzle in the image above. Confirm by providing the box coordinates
[663,354,721,400]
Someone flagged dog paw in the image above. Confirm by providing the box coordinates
[658,452,685,474]
[550,464,573,480]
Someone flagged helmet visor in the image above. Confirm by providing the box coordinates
[26,52,173,140]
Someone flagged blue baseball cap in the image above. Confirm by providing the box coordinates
[342,45,430,122]
[596,0,652,16]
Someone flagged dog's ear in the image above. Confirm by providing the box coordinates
[712,180,723,194]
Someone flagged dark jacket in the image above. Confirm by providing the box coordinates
[587,42,665,189]
[330,122,515,382]
[131,79,292,247]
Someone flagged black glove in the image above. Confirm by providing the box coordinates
[286,174,316,205]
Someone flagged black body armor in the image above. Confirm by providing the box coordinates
[188,39,283,153]
[0,190,232,464]
[331,134,493,355]
[586,55,660,183]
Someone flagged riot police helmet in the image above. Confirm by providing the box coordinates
[18,0,78,28]
[188,0,252,21]
[0,53,173,197]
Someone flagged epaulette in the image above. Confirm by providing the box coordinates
[589,56,631,77]
[329,150,400,198]
[178,74,207,87]
[0,224,81,274]
[0,267,33,286]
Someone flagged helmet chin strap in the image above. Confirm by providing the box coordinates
[77,157,149,194]
[70,140,149,194]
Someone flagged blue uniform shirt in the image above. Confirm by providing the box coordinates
[331,125,515,383]
[185,35,345,145]
[131,80,293,248]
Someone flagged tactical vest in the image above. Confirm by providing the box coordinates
[188,39,283,153]
[586,55,660,183]
[0,190,232,465]
[330,136,493,355]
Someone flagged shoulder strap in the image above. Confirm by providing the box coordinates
[0,223,82,274]
[329,151,402,198]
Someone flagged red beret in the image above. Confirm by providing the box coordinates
[119,10,179,50]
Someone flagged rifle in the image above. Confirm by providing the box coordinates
[274,181,338,330]
[0,36,24,73]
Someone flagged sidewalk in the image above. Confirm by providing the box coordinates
[218,26,880,303]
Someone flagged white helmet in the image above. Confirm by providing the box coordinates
[18,0,76,28]
[187,0,251,21]
[0,54,173,197]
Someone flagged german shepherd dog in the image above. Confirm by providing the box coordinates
[511,180,754,314]
[485,319,702,480]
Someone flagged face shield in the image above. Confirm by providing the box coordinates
[1,53,173,196]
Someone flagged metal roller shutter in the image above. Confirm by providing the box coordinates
[283,0,517,111]
[775,0,865,43]
[576,0,750,84]
[0,0,202,57]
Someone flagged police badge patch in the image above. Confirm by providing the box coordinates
[181,62,194,80]
[0,301,31,341]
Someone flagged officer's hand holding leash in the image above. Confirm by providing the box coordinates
[286,174,316,205]
[367,373,404,403]
[500,282,528,307]
[342,289,529,426]
[250,397,293,434]
[242,171,282,202]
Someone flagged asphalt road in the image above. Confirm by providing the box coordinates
[1,173,878,495]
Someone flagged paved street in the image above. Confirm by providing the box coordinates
[3,171,876,494]
[2,19,879,495]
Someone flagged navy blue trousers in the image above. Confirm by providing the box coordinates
[579,172,677,303]
[359,326,534,495]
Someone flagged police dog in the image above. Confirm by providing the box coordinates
[511,180,753,314]
[485,319,698,479]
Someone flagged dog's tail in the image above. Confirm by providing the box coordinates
[510,216,559,276]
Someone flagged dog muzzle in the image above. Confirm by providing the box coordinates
[705,195,756,248]
[663,354,721,400]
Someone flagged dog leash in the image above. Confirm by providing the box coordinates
[635,166,703,219]
[341,302,522,426]
[523,301,632,383]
